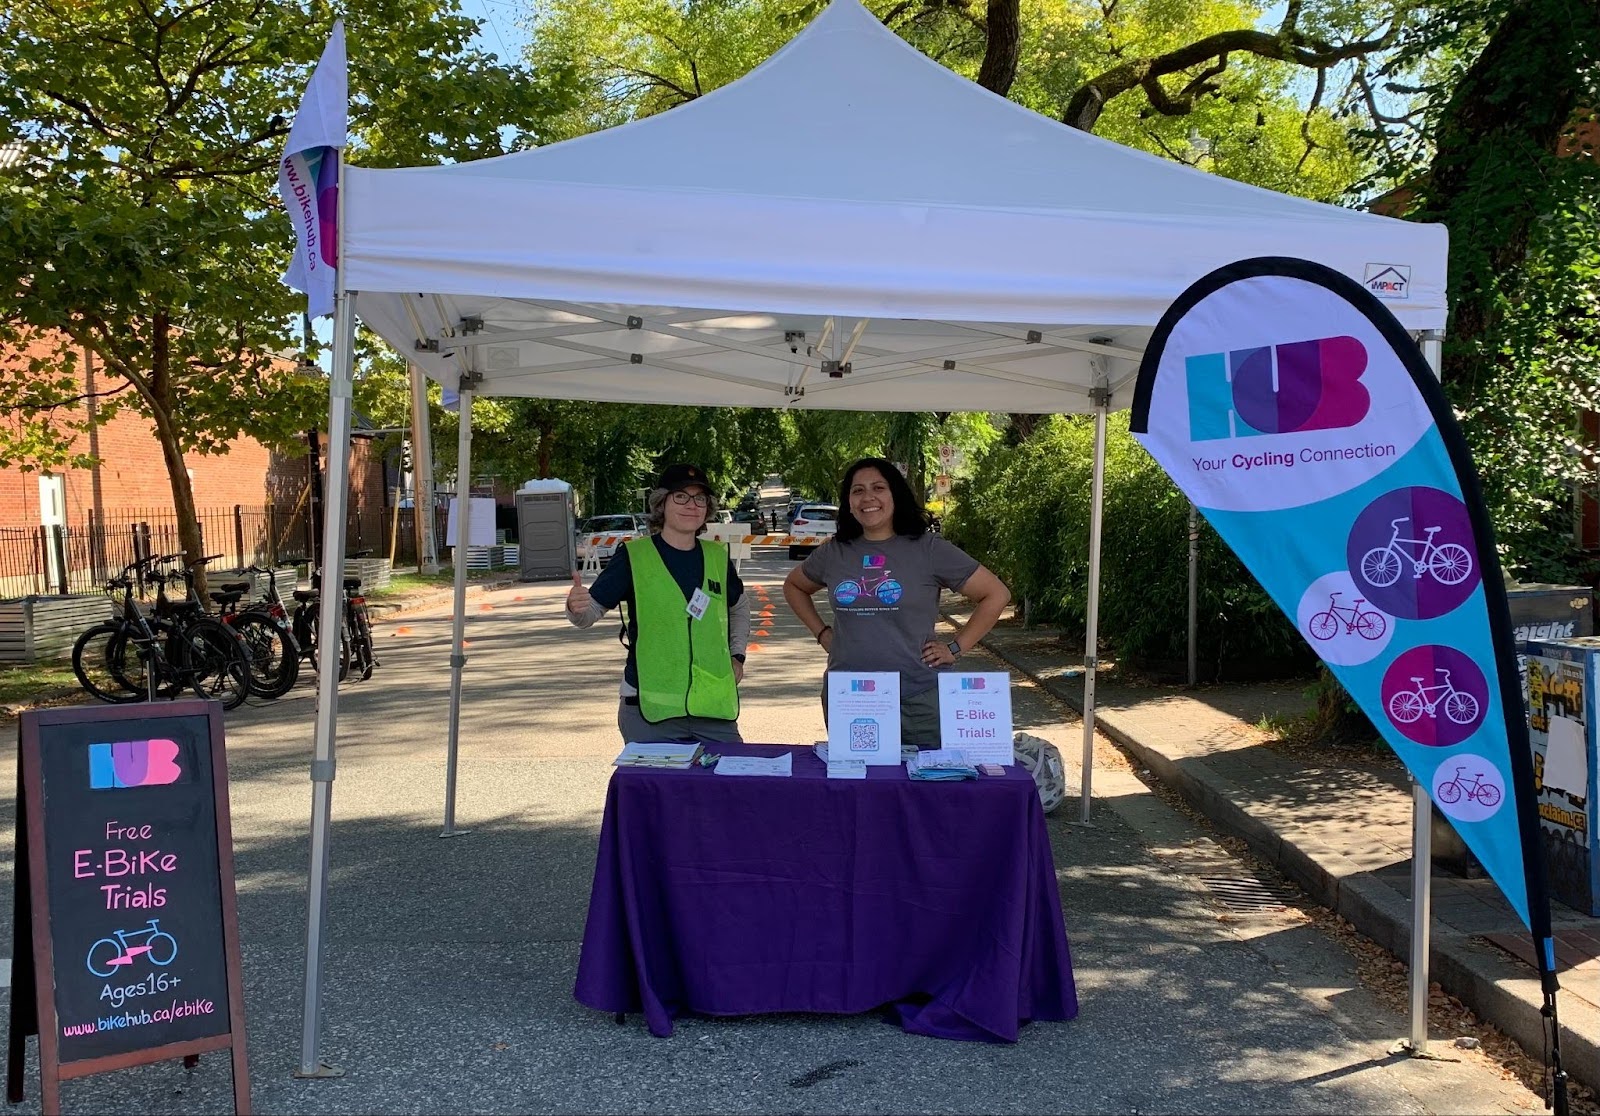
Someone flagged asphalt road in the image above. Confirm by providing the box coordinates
[0,558,1549,1113]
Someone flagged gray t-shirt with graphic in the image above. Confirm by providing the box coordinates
[801,533,980,697]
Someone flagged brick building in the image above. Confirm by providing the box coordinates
[0,335,390,595]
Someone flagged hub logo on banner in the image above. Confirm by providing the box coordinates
[1130,258,1551,962]
[1186,336,1370,441]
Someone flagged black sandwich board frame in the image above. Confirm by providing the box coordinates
[6,701,250,1114]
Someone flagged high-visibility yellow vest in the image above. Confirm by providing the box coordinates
[627,536,739,723]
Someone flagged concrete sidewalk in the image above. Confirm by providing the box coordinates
[956,609,1600,1090]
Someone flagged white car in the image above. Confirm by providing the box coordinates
[787,503,838,559]
[577,514,646,563]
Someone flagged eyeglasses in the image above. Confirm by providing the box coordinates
[670,491,709,507]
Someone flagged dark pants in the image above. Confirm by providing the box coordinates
[618,698,744,745]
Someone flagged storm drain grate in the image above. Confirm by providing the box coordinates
[1199,874,1298,913]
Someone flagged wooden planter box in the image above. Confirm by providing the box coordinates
[0,594,115,664]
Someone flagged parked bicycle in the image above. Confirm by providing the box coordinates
[1435,766,1501,808]
[1359,517,1473,589]
[184,559,301,698]
[288,552,378,683]
[1387,668,1480,726]
[1307,593,1386,641]
[71,559,251,710]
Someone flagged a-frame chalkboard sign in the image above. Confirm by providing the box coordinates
[7,701,250,1114]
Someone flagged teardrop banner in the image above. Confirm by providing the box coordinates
[1129,256,1566,1080]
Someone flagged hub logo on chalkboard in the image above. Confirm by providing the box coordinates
[87,740,186,790]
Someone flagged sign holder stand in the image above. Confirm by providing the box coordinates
[5,702,251,1115]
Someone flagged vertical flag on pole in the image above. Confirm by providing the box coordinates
[278,21,347,319]
[1131,257,1567,1105]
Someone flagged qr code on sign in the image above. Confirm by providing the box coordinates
[849,719,879,752]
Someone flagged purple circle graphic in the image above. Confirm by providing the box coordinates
[833,580,860,606]
[1380,645,1489,746]
[1345,487,1479,619]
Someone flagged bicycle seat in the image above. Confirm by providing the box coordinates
[221,581,250,593]
[1424,526,1441,536]
[1410,676,1424,683]
[208,590,245,606]
[343,577,362,592]
[293,588,318,603]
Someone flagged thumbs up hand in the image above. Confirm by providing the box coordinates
[566,569,591,614]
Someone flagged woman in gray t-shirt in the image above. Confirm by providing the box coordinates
[782,457,1011,747]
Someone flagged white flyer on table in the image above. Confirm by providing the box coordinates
[714,752,793,777]
[826,671,901,765]
[937,672,1014,765]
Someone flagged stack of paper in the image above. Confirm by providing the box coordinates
[613,742,703,768]
[906,749,979,781]
[713,752,793,777]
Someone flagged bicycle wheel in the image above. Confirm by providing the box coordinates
[351,606,376,681]
[1388,691,1424,723]
[1477,783,1501,808]
[176,619,250,711]
[1436,779,1462,804]
[1429,543,1473,585]
[85,937,124,978]
[231,614,298,698]
[145,930,178,967]
[1307,612,1339,641]
[1444,691,1479,725]
[72,623,144,704]
[1354,611,1386,640]
[1360,546,1402,588]
[308,614,351,683]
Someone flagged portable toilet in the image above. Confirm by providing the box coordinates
[515,479,576,580]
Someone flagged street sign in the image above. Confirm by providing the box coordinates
[938,443,956,467]
[935,474,953,496]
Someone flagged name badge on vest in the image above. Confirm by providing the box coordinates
[686,588,711,620]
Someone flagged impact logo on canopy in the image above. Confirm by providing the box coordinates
[1130,257,1565,1097]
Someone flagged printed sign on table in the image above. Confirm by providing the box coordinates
[826,672,900,765]
[937,673,1013,765]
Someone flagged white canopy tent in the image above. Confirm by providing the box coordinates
[298,0,1449,1073]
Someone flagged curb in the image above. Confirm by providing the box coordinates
[367,577,521,621]
[960,616,1600,1088]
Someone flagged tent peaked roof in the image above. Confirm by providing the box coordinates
[426,0,1357,223]
[344,0,1447,413]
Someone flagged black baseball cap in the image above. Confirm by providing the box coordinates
[657,463,710,493]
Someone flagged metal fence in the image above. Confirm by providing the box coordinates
[0,503,422,599]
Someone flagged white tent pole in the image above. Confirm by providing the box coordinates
[441,379,475,836]
[298,159,354,1082]
[1078,387,1109,824]
[409,363,439,575]
[1408,327,1446,1053]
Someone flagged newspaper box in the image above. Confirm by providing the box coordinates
[1525,636,1600,915]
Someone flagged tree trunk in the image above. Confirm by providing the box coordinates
[1416,0,1600,390]
[536,422,555,478]
[148,313,209,600]
[975,0,1020,97]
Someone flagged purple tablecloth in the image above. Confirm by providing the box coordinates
[573,744,1078,1042]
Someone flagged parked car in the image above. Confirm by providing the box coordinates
[709,509,734,524]
[576,514,647,563]
[787,503,839,560]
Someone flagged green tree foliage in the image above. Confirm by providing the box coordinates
[0,0,569,586]
[944,414,1310,676]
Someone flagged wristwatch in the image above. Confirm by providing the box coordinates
[946,640,962,660]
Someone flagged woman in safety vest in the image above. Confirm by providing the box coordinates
[782,456,1010,747]
[565,463,749,744]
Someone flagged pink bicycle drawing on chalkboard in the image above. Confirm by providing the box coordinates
[86,920,178,978]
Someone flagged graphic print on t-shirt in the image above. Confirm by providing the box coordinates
[833,553,903,610]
